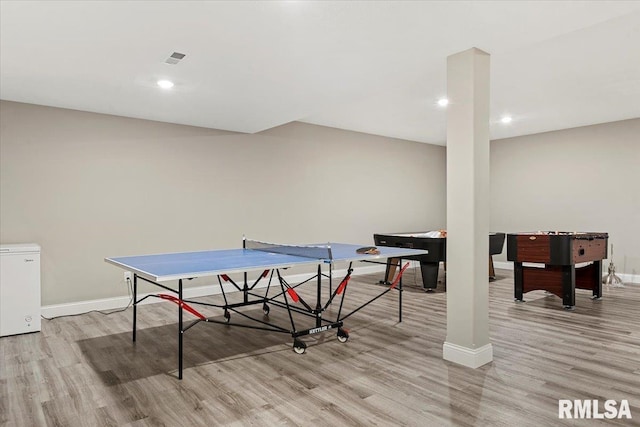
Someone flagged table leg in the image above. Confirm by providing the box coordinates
[315,264,322,328]
[398,258,402,322]
[178,279,183,379]
[489,256,496,279]
[562,265,576,309]
[383,258,400,284]
[592,260,603,299]
[419,261,440,289]
[133,274,137,342]
[514,262,524,301]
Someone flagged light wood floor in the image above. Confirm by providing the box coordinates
[1,268,639,426]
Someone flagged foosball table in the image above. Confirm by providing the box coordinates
[506,231,608,310]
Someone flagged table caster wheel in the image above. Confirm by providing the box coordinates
[263,303,270,315]
[337,328,349,343]
[224,310,230,323]
[293,339,306,354]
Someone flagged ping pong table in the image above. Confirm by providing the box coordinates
[105,238,427,379]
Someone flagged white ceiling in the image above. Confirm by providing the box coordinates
[1,1,639,145]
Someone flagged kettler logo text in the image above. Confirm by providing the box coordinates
[308,325,332,334]
[559,400,632,419]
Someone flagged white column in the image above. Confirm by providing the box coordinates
[442,47,492,368]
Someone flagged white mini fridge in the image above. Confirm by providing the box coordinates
[0,243,41,337]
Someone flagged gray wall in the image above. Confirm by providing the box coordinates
[0,101,446,305]
[2,100,637,307]
[490,118,640,281]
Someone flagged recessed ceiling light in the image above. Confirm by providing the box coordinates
[437,98,449,107]
[500,116,512,124]
[157,79,174,89]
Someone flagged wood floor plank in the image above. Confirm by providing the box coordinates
[1,268,639,426]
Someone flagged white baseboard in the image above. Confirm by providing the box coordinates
[41,264,387,318]
[443,342,493,368]
[493,261,639,285]
[45,259,634,318]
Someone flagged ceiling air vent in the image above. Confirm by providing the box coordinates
[165,52,186,65]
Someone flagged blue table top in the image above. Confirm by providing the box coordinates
[105,242,427,282]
